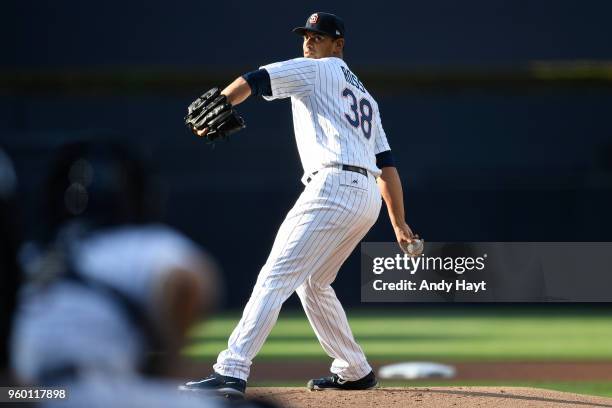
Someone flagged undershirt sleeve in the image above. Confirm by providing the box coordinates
[375,150,395,168]
[242,69,272,97]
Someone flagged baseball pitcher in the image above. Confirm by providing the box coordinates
[182,12,418,399]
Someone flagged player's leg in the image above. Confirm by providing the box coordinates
[296,183,381,382]
[183,201,328,395]
[296,237,370,380]
[212,170,374,381]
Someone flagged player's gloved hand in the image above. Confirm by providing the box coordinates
[184,87,246,143]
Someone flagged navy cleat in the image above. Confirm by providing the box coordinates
[307,370,378,391]
[179,372,246,399]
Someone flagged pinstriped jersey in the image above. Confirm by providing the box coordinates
[260,57,391,184]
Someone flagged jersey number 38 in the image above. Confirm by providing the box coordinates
[342,88,373,140]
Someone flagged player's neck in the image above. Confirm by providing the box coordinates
[306,53,343,60]
[315,53,343,60]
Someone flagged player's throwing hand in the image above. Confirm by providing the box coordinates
[395,223,423,256]
[394,222,417,243]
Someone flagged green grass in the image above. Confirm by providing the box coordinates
[185,310,612,361]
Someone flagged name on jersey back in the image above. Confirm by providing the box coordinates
[340,66,365,93]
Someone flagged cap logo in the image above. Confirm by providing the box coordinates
[309,13,319,24]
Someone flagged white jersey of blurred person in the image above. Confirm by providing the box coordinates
[11,141,227,407]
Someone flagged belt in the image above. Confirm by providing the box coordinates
[306,165,368,184]
[342,165,368,177]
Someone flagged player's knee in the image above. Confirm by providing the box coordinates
[298,277,328,296]
[295,280,312,298]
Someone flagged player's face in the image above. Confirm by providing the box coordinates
[302,31,342,59]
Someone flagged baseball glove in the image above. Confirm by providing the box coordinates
[184,87,246,142]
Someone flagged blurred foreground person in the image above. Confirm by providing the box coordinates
[10,140,261,407]
[1,148,22,385]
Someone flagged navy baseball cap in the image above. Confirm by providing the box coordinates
[292,12,345,39]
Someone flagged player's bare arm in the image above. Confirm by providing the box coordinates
[377,166,418,245]
[221,76,252,105]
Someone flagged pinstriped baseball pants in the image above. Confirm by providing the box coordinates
[214,167,382,381]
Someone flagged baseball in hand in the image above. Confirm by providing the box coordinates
[401,239,424,257]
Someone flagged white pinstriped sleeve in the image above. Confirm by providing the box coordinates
[374,107,391,154]
[260,58,317,100]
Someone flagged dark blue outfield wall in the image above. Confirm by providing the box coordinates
[5,1,612,68]
[2,86,612,307]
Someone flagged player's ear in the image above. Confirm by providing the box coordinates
[334,38,345,54]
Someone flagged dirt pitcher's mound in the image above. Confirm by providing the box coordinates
[249,387,612,408]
